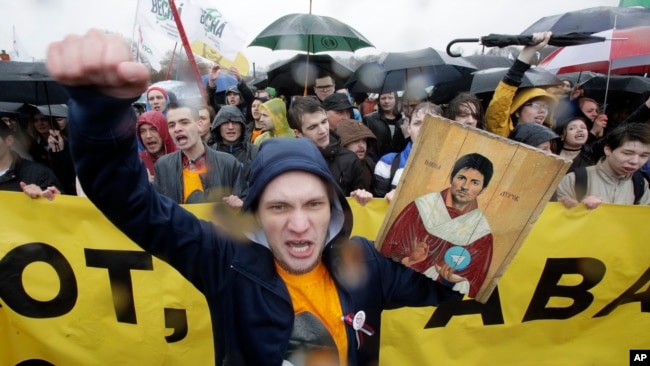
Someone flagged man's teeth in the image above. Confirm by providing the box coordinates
[288,241,309,252]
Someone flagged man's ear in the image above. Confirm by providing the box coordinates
[4,135,14,147]
[293,128,303,137]
[604,145,612,157]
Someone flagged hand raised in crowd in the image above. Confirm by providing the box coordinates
[569,87,584,101]
[48,129,64,152]
[350,189,373,206]
[208,65,221,87]
[223,194,243,209]
[518,31,552,65]
[46,29,149,99]
[591,113,608,137]
[20,182,61,201]
[229,66,242,82]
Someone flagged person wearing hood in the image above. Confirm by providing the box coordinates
[145,85,170,114]
[209,105,258,181]
[152,102,247,206]
[253,98,296,146]
[206,65,254,120]
[485,32,558,138]
[136,110,178,181]
[336,119,377,192]
[46,30,461,366]
[288,97,370,203]
[509,122,559,154]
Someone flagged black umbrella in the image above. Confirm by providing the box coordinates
[37,104,68,118]
[461,54,514,70]
[522,6,650,35]
[470,67,561,95]
[251,77,268,90]
[347,48,476,98]
[579,74,650,101]
[0,102,24,114]
[428,77,473,104]
[428,56,514,103]
[344,61,385,94]
[556,71,601,86]
[265,53,353,97]
[575,74,650,124]
[0,61,69,105]
[382,48,476,93]
[446,33,605,57]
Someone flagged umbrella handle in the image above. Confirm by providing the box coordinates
[446,38,479,57]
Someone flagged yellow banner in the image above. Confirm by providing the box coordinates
[380,203,650,365]
[191,40,250,76]
[1,192,648,365]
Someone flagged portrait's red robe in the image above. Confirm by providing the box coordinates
[381,188,493,298]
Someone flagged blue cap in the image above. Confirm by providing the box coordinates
[243,138,343,212]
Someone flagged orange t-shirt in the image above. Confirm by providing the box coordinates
[250,128,263,143]
[182,165,207,203]
[276,261,348,366]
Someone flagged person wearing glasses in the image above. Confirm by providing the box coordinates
[313,71,337,103]
[485,31,558,138]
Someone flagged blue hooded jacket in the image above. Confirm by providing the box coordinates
[66,88,460,365]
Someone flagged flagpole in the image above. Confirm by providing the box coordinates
[602,16,617,115]
[132,0,142,63]
[304,0,313,96]
[169,0,208,105]
[166,43,179,81]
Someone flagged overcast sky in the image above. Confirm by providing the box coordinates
[1,0,620,71]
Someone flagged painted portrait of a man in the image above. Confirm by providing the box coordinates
[380,153,494,298]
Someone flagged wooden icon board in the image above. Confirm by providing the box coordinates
[376,115,572,303]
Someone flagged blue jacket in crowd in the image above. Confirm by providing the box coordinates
[66,88,460,365]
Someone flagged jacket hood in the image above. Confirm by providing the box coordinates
[243,138,352,250]
[136,111,177,156]
[211,105,247,143]
[259,98,295,138]
[509,122,559,148]
[510,88,558,128]
[336,119,376,147]
[144,87,170,114]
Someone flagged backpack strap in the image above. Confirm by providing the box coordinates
[575,166,644,204]
[632,171,645,205]
[390,154,401,184]
[573,166,588,202]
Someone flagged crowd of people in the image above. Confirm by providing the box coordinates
[4,33,648,209]
[1,28,649,365]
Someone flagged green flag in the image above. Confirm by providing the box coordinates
[619,0,650,7]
